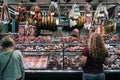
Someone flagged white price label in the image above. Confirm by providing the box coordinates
[118,13,120,16]
[100,13,104,17]
[15,12,19,15]
[30,11,35,15]
[51,12,54,16]
[86,14,91,17]
[56,18,59,25]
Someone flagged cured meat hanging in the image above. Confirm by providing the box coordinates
[94,2,109,25]
[47,1,57,31]
[28,4,42,26]
[68,2,85,32]
[69,3,83,28]
[48,1,60,17]
[1,3,11,24]
[15,3,26,32]
[113,3,120,21]
[93,2,109,36]
[106,20,116,35]
[15,3,26,22]
[27,4,42,36]
[83,3,92,30]
[47,14,56,29]
[111,4,120,35]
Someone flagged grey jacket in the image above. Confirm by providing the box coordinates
[0,50,24,80]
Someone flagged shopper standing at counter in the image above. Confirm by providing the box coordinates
[80,33,109,80]
[0,35,24,80]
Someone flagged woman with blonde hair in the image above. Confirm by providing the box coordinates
[0,35,24,80]
[80,33,109,80]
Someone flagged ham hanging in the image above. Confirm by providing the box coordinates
[1,3,11,24]
[48,1,60,17]
[29,4,42,25]
[45,1,57,31]
[84,3,92,30]
[15,3,26,22]
[113,4,120,22]
[69,3,81,27]
[94,3,109,24]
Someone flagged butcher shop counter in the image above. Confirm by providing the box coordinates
[18,42,120,80]
[25,70,120,80]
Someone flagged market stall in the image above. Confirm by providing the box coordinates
[0,0,120,80]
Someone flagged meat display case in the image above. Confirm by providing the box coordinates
[15,42,120,71]
[0,32,120,80]
[17,42,120,80]
[18,42,86,71]
[19,42,63,70]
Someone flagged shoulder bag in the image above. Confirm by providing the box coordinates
[0,52,13,79]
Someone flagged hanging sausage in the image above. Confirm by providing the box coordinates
[47,15,51,27]
[15,3,26,22]
[76,16,84,27]
[93,2,109,24]
[45,13,56,31]
[41,12,45,27]
[44,13,47,27]
[47,13,55,27]
[28,4,42,36]
[106,20,116,34]
[47,1,58,31]
[93,2,109,36]
[29,4,42,25]
[1,3,11,24]
[48,1,60,17]
[111,3,120,35]
[83,3,92,30]
[113,4,120,20]
[15,3,26,32]
[69,3,83,30]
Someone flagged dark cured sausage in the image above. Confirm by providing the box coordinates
[1,3,11,23]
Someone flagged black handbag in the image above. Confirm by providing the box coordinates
[0,52,13,79]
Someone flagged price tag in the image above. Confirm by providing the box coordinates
[118,13,120,16]
[30,11,35,15]
[100,13,104,17]
[86,13,91,17]
[15,12,19,15]
[56,18,59,25]
[101,14,104,17]
[51,12,54,16]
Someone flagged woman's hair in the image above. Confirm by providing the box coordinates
[88,33,108,62]
[1,35,14,49]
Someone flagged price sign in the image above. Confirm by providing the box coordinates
[86,13,91,17]
[30,11,35,15]
[15,12,19,15]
